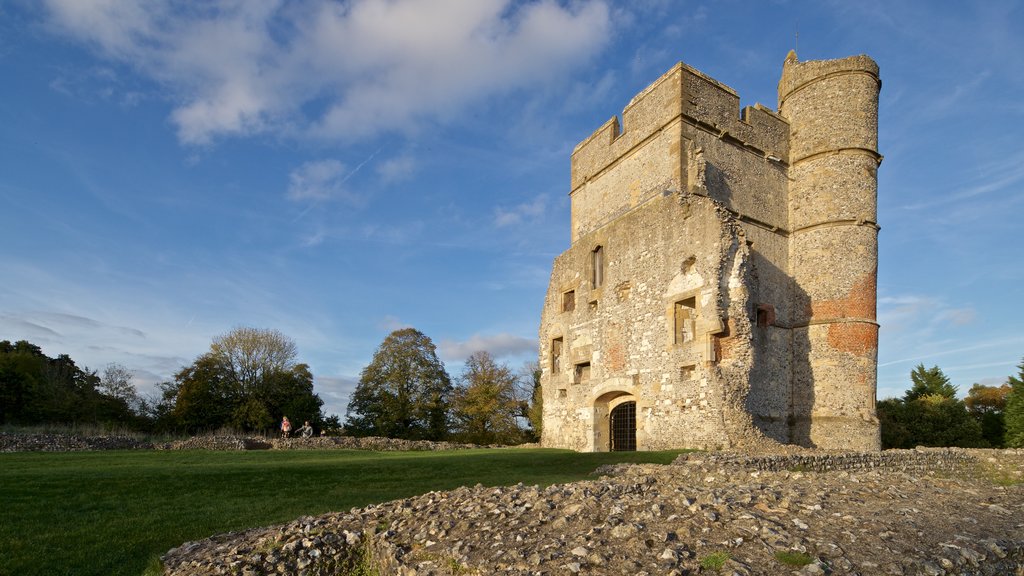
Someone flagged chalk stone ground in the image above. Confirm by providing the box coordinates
[163,448,1024,575]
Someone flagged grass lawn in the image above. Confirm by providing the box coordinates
[0,448,687,576]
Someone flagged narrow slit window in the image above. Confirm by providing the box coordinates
[551,338,563,373]
[674,297,696,344]
[592,245,604,289]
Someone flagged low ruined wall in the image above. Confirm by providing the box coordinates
[0,432,155,452]
[0,432,487,453]
[672,447,984,475]
[268,436,484,451]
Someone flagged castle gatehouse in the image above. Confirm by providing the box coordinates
[539,52,882,451]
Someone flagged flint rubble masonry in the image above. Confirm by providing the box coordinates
[540,52,881,451]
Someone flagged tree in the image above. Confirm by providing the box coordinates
[167,328,325,433]
[521,361,543,440]
[878,363,984,449]
[209,327,298,396]
[965,382,1011,448]
[878,394,984,449]
[904,364,957,401]
[0,340,111,426]
[345,328,452,440]
[98,362,142,419]
[1005,358,1024,448]
[171,354,236,433]
[451,351,524,445]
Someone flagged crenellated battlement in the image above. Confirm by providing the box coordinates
[570,62,790,192]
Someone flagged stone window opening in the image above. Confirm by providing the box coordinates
[551,338,563,373]
[755,304,775,328]
[674,297,697,344]
[680,364,695,381]
[574,362,591,385]
[592,245,604,289]
[562,290,576,312]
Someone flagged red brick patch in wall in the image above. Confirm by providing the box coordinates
[811,272,876,321]
[605,337,626,373]
[827,322,878,356]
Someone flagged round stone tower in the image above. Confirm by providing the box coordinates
[779,51,881,450]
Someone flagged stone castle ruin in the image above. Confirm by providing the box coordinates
[539,52,881,452]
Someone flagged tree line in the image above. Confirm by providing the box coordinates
[0,326,545,444]
[344,328,542,445]
[0,327,334,435]
[879,359,1024,449]
[19,322,1020,450]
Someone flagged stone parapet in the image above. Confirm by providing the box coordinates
[570,63,789,194]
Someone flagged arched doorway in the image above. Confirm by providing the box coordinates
[609,401,636,451]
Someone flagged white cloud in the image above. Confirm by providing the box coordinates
[494,194,548,227]
[42,0,611,145]
[378,315,411,333]
[376,154,417,184]
[287,159,349,201]
[438,332,537,362]
[313,374,359,417]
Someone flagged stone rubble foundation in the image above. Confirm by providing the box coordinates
[161,448,1024,576]
[0,432,485,453]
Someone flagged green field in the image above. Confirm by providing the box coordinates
[0,448,687,576]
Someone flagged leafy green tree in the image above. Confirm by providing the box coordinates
[209,327,298,396]
[345,328,452,440]
[451,351,524,445]
[878,363,984,449]
[904,364,957,401]
[171,354,236,432]
[168,328,325,433]
[1005,358,1024,448]
[522,361,543,439]
[878,393,984,449]
[877,397,909,449]
[0,340,113,426]
[965,382,1010,448]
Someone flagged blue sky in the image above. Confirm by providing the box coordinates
[2,0,1022,417]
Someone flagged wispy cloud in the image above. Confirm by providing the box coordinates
[915,70,991,121]
[899,149,1024,211]
[287,159,351,202]
[376,154,417,184]
[494,194,548,227]
[313,374,360,417]
[438,332,537,362]
[877,294,976,357]
[378,316,411,333]
[42,0,611,145]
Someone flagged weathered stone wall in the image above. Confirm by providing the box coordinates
[780,52,881,450]
[542,52,881,452]
[0,432,154,452]
[0,433,485,453]
[541,191,774,451]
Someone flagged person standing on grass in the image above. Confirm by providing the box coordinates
[281,416,292,438]
[297,420,313,438]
